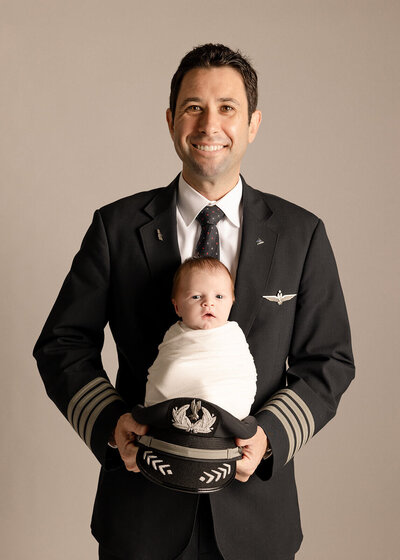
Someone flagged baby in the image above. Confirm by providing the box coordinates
[144,257,257,420]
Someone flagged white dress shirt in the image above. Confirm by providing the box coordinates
[176,174,243,280]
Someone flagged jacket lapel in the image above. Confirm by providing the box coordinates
[230,180,278,337]
[139,176,181,279]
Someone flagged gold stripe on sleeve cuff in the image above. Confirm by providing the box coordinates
[84,394,122,446]
[258,389,315,463]
[67,377,124,450]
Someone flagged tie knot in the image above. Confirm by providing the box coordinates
[196,206,224,227]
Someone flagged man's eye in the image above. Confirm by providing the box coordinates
[221,105,234,112]
[187,105,202,112]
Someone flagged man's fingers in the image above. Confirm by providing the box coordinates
[117,413,149,436]
[236,437,251,448]
[132,420,149,436]
[120,441,140,472]
[235,457,252,482]
[235,450,256,482]
[123,415,149,436]
[235,426,269,482]
[114,413,149,472]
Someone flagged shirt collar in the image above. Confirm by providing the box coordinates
[177,174,242,228]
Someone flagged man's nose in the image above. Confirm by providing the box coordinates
[198,108,220,135]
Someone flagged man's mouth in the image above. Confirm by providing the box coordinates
[192,144,225,152]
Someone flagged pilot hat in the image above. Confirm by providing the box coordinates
[132,397,257,494]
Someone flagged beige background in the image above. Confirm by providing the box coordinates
[1,1,399,559]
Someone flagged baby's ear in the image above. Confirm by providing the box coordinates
[171,298,180,317]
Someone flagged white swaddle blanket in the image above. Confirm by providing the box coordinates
[145,321,257,420]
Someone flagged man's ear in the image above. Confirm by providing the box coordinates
[171,298,180,317]
[248,110,262,144]
[166,109,174,139]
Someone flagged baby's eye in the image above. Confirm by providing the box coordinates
[216,295,223,299]
[192,295,201,300]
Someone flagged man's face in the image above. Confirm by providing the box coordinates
[172,267,234,330]
[166,66,261,192]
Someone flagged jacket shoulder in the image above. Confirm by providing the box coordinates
[97,185,171,219]
[261,189,318,222]
[246,184,321,236]
[89,177,179,233]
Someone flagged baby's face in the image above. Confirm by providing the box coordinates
[172,268,234,330]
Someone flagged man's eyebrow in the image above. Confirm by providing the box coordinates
[218,97,240,105]
[178,97,241,107]
[179,97,202,107]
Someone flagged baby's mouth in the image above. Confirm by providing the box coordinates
[203,312,215,318]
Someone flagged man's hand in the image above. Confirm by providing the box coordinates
[112,412,149,472]
[235,426,268,482]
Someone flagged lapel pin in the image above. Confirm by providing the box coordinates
[157,228,164,241]
[256,238,264,246]
[263,290,297,306]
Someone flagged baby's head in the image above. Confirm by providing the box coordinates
[171,257,235,330]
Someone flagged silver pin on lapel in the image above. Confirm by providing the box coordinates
[256,238,264,245]
[263,290,297,306]
[157,228,164,241]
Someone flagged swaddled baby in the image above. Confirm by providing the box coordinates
[144,257,257,420]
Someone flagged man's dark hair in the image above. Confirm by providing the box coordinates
[169,43,258,124]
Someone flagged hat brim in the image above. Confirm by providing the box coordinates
[137,445,237,494]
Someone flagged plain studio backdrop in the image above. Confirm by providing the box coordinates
[1,1,399,559]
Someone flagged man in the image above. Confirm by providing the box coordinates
[34,44,355,560]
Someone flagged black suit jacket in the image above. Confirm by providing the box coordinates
[33,176,355,560]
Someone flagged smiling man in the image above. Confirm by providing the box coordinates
[166,65,261,200]
[34,44,354,560]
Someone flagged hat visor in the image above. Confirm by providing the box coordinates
[137,446,237,494]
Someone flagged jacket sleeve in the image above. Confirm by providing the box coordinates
[255,220,355,480]
[33,210,130,465]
